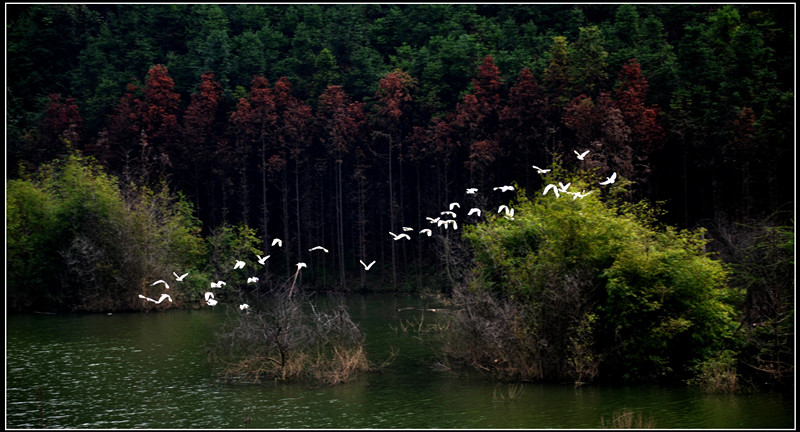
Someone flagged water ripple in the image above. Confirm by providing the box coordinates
[6,306,795,429]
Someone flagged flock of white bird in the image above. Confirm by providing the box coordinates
[139,149,616,311]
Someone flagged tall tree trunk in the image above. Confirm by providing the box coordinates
[240,138,249,227]
[416,164,423,289]
[261,138,270,257]
[294,159,302,263]
[282,168,290,271]
[357,168,367,290]
[194,164,202,225]
[388,135,397,292]
[336,160,346,289]
[319,172,327,288]
[399,154,408,276]
[682,140,689,227]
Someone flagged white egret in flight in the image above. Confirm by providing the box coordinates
[402,227,414,232]
[574,149,590,160]
[438,219,457,230]
[239,304,249,311]
[296,262,307,270]
[360,260,376,271]
[151,280,170,290]
[440,211,457,218]
[389,232,411,241]
[558,182,571,193]
[532,165,551,174]
[543,184,560,198]
[204,291,215,302]
[206,298,218,307]
[599,172,617,185]
[247,277,259,284]
[498,205,514,218]
[570,190,593,200]
[449,202,460,211]
[271,238,283,247]
[173,272,188,282]
[426,216,441,224]
[493,185,515,192]
[419,228,432,237]
[468,208,481,217]
[257,255,270,265]
[466,188,478,195]
[309,246,329,253]
[234,260,246,270]
[139,293,172,304]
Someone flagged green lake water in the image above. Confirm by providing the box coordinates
[6,294,794,429]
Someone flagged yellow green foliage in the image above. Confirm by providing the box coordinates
[7,152,207,312]
[461,176,740,382]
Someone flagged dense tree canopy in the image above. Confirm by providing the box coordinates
[7,2,793,278]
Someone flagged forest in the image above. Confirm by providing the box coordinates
[6,4,795,387]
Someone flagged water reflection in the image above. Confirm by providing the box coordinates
[6,295,794,429]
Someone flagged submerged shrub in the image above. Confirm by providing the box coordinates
[207,288,370,386]
[442,174,741,384]
[600,408,656,428]
[688,349,740,393]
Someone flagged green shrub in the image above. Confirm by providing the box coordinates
[7,152,207,312]
[451,174,741,383]
[688,349,740,393]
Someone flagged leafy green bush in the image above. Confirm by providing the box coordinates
[688,349,740,393]
[449,174,742,383]
[7,152,206,312]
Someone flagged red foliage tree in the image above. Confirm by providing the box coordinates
[229,75,277,228]
[473,55,504,111]
[274,77,313,160]
[317,85,366,289]
[500,68,549,181]
[614,59,664,156]
[374,69,414,130]
[183,72,222,156]
[453,56,505,185]
[465,139,501,172]
[141,64,180,175]
[181,71,223,220]
[319,85,364,157]
[595,92,634,179]
[272,76,313,262]
[371,71,416,290]
[40,93,83,151]
[563,94,600,147]
[432,114,459,162]
[246,75,278,139]
[102,80,144,177]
